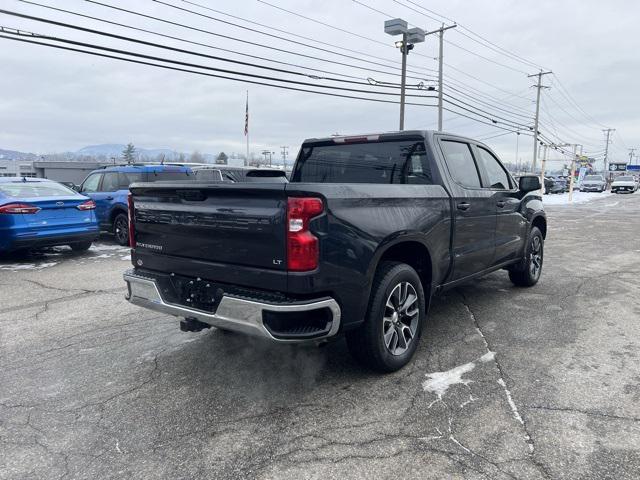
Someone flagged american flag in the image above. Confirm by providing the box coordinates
[244,92,249,136]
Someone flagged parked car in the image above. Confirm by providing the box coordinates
[579,175,606,192]
[192,166,288,183]
[549,177,567,194]
[77,164,194,245]
[611,175,638,194]
[0,177,98,252]
[542,176,555,194]
[123,131,546,372]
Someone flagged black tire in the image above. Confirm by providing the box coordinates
[113,213,129,246]
[509,226,544,287]
[345,262,426,373]
[70,241,92,252]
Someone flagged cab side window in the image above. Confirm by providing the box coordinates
[100,172,120,192]
[476,147,512,190]
[440,140,482,188]
[81,173,102,193]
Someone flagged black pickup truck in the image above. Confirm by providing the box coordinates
[124,131,545,372]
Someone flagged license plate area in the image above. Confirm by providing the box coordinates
[164,275,225,313]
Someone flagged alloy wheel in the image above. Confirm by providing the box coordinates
[382,282,419,356]
[529,235,543,279]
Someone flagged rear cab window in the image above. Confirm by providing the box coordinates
[292,140,432,184]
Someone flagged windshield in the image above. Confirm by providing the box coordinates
[0,181,77,198]
[617,176,634,181]
[584,175,603,181]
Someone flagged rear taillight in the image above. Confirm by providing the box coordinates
[0,203,41,214]
[287,197,324,272]
[127,193,136,248]
[76,200,96,211]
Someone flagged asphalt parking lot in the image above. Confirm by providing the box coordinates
[1,194,639,480]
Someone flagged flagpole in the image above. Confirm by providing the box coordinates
[245,90,249,167]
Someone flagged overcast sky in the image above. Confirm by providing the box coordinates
[0,0,638,168]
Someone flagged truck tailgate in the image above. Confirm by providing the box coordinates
[130,183,288,271]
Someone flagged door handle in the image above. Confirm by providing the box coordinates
[496,201,506,208]
[457,202,471,211]
[106,196,114,200]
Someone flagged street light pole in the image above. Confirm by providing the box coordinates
[399,32,408,131]
[384,18,424,131]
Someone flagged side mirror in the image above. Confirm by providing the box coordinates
[519,175,541,193]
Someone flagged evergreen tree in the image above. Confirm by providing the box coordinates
[122,143,136,164]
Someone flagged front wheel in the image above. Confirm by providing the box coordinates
[346,262,426,373]
[509,227,544,287]
[113,213,129,246]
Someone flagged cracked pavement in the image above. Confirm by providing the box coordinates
[1,194,639,479]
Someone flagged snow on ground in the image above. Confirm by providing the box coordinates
[422,351,495,399]
[0,242,130,271]
[542,191,613,206]
[0,261,58,271]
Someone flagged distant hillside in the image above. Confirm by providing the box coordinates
[77,144,181,160]
[0,148,39,161]
[1,144,230,164]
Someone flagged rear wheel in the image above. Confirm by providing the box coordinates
[113,213,129,246]
[70,241,92,252]
[346,262,426,373]
[509,227,544,287]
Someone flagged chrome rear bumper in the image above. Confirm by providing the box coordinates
[123,270,341,343]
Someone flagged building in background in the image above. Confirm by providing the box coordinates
[0,159,37,178]
[33,160,112,184]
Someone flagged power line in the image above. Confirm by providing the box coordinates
[0,29,438,106]
[551,74,609,129]
[352,0,529,75]
[151,0,437,76]
[178,0,412,69]
[74,0,438,83]
[1,7,422,91]
[395,0,546,70]
[16,0,374,83]
[256,0,439,67]
[8,6,536,130]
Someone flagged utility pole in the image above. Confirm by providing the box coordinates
[629,148,636,165]
[280,145,289,170]
[568,144,580,202]
[425,23,456,131]
[528,70,552,172]
[602,128,614,174]
[539,143,549,193]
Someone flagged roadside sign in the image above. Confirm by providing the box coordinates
[577,167,587,185]
[609,163,628,171]
[626,164,640,172]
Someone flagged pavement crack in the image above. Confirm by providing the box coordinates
[525,404,640,422]
[459,292,552,479]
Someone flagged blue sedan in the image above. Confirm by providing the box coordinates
[0,178,99,252]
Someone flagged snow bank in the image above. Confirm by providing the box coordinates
[542,191,613,206]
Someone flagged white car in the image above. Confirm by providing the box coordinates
[611,175,638,194]
[579,174,606,192]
